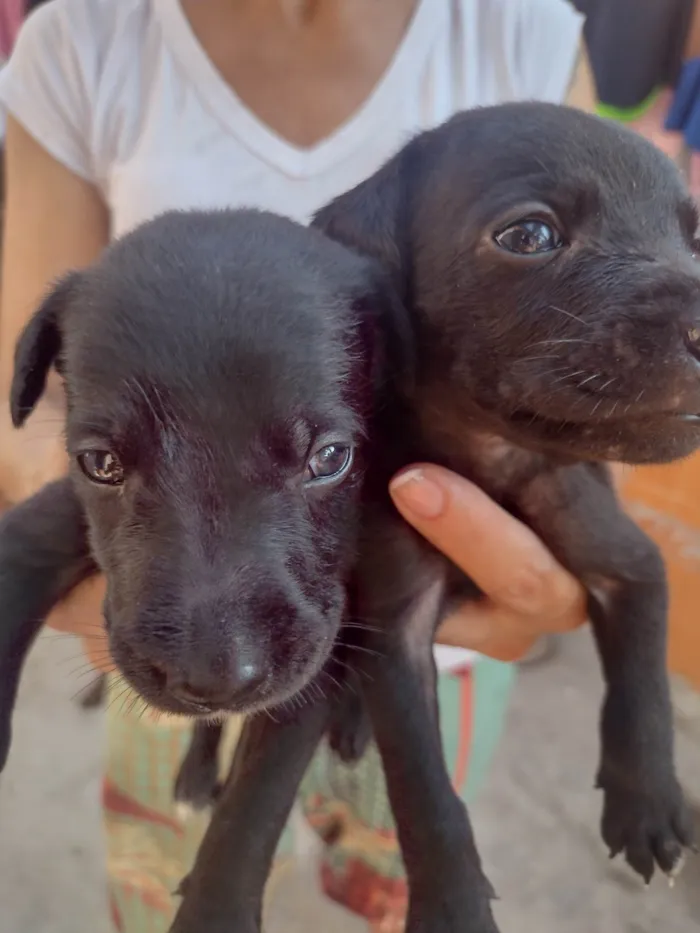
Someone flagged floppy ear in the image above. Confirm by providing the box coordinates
[358,261,416,398]
[313,143,416,304]
[10,273,79,427]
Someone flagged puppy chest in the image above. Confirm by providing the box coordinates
[460,433,545,498]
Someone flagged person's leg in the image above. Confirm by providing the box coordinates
[102,681,222,932]
[102,677,299,933]
[299,657,515,932]
[102,657,514,932]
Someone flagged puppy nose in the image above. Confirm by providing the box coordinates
[167,659,266,710]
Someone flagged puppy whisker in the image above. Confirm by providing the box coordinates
[528,338,594,348]
[127,377,168,432]
[597,377,618,393]
[107,684,133,714]
[577,373,600,388]
[340,622,383,634]
[331,656,373,683]
[319,669,347,694]
[550,369,587,385]
[549,305,591,327]
[340,643,384,660]
[533,366,576,379]
[126,692,144,719]
[70,678,105,704]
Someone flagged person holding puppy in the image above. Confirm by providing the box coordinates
[0,1,593,930]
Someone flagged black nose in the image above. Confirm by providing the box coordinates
[684,325,700,361]
[165,658,266,710]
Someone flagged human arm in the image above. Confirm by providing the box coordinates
[0,116,109,502]
[0,116,110,659]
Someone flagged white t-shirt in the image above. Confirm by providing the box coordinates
[0,0,583,235]
[0,0,584,670]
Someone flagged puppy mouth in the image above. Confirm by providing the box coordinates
[507,405,700,463]
[511,407,700,430]
[110,633,333,719]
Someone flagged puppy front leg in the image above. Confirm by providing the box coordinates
[359,581,498,933]
[169,697,330,933]
[0,478,94,770]
[519,464,694,883]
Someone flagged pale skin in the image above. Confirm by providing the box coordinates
[0,0,599,672]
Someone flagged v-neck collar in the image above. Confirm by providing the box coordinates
[155,0,447,179]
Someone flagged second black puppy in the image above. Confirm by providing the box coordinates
[170,104,700,933]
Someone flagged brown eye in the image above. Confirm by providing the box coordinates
[77,450,125,486]
[495,220,564,255]
[305,443,353,484]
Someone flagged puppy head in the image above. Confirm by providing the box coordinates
[318,102,700,465]
[12,210,400,716]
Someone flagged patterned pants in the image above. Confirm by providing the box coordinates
[104,657,514,932]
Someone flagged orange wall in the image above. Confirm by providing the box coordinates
[621,456,700,689]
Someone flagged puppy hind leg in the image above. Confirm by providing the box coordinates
[174,720,224,820]
[327,667,373,764]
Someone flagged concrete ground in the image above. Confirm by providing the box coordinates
[1,627,700,933]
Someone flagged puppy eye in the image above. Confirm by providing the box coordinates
[494,219,564,255]
[77,450,125,486]
[305,444,353,484]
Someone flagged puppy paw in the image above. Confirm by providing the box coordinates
[173,752,220,818]
[328,691,372,764]
[599,776,696,883]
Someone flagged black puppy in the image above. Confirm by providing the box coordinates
[0,207,405,759]
[2,102,700,933]
[168,104,700,933]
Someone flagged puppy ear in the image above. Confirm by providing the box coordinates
[10,273,79,427]
[314,146,414,302]
[362,263,416,395]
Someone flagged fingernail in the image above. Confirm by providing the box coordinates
[390,468,446,519]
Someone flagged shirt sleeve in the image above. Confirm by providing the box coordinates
[0,0,98,181]
[514,0,586,104]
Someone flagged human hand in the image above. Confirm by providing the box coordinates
[46,574,113,673]
[389,465,588,662]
